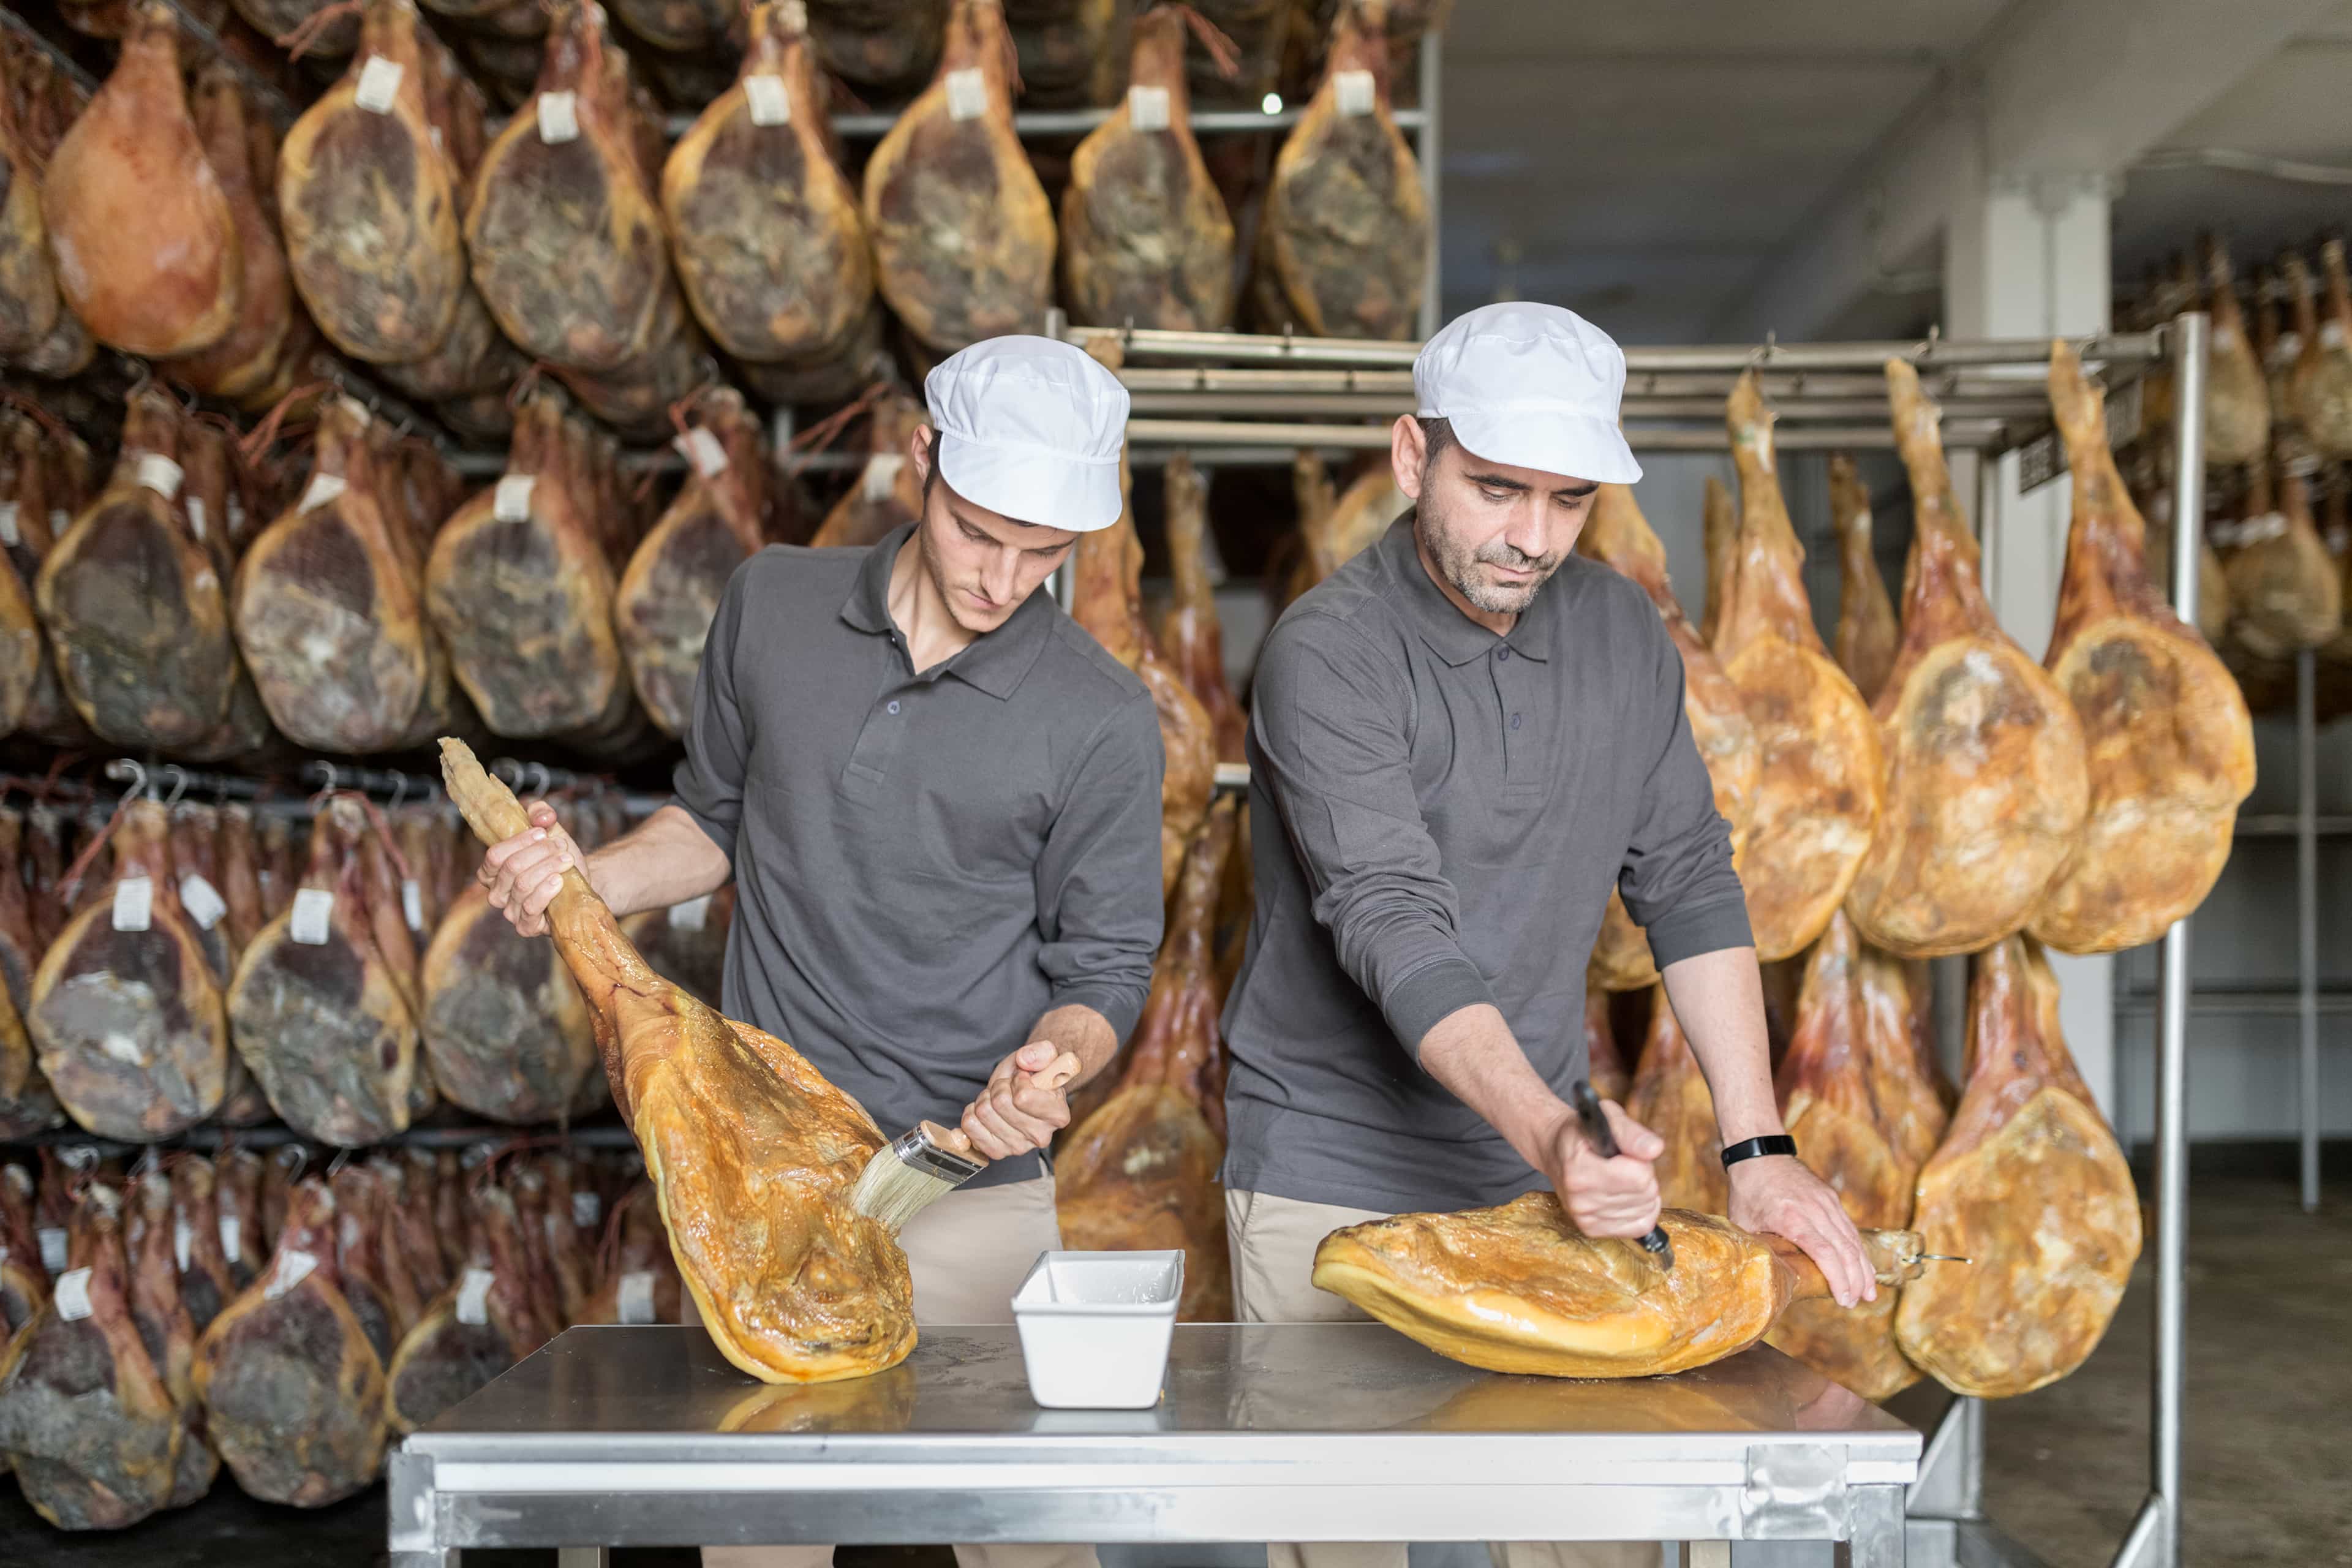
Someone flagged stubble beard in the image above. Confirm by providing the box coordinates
[1419,492,1561,615]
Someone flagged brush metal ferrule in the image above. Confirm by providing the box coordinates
[884,1125,985,1184]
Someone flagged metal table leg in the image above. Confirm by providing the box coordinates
[1843,1485,1905,1568]
[558,1550,612,1568]
[1687,1542,1732,1568]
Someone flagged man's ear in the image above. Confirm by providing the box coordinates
[1390,415,1427,502]
[910,423,936,485]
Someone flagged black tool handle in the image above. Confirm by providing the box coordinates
[1570,1079,1675,1271]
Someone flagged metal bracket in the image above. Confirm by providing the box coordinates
[386,1447,442,1561]
[1907,1398,1984,1521]
[1741,1443,1849,1540]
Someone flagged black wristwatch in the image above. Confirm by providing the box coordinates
[1720,1134,1798,1169]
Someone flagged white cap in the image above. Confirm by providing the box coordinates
[924,336,1131,532]
[1413,303,1642,484]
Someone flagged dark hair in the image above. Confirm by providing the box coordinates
[1416,416,1455,478]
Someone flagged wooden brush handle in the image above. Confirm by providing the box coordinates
[931,1051,1085,1169]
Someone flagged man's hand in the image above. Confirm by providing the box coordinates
[478,801,584,938]
[1544,1099,1665,1239]
[1727,1155,1876,1307]
[959,1041,1083,1161]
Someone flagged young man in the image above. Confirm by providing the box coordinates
[1221,303,1875,1568]
[479,336,1164,1568]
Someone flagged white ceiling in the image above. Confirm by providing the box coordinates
[1434,0,2352,342]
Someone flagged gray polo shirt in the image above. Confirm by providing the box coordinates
[674,526,1166,1187]
[1221,512,1751,1213]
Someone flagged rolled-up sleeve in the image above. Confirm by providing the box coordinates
[1253,612,1495,1058]
[1618,620,1751,967]
[671,557,753,863]
[1033,692,1166,1041]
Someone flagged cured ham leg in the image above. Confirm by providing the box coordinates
[1844,363,2088,959]
[2224,456,2341,658]
[2290,239,2352,458]
[1763,912,1947,1400]
[1578,480,1758,990]
[1895,936,2139,1398]
[1313,1194,1924,1380]
[439,739,915,1384]
[1715,372,1882,960]
[1624,984,1724,1216]
[2199,235,2271,467]
[810,394,927,550]
[1699,473,1734,649]
[2029,342,2255,954]
[1159,453,1247,762]
[1056,799,1237,1322]
[1829,454,1896,704]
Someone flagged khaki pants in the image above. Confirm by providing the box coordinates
[1226,1189,1660,1568]
[695,1175,1096,1568]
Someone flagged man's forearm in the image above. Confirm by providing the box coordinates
[1417,1003,1576,1174]
[1658,946,1785,1144]
[1027,1003,1120,1087]
[582,804,733,918]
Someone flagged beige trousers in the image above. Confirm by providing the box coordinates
[697,1174,1097,1568]
[1225,1189,1660,1568]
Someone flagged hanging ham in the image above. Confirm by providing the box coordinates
[1254,0,1426,339]
[1842,363,2088,959]
[1713,372,1882,960]
[0,1163,44,1333]
[233,398,431,753]
[0,415,91,746]
[37,388,238,749]
[1314,1195,1923,1380]
[1760,911,1946,1400]
[1830,454,1896,704]
[440,739,916,1383]
[125,1169,216,1509]
[0,834,61,1134]
[41,4,239,358]
[620,886,735,1007]
[576,1182,682,1325]
[810,393,927,549]
[1896,936,2138,1398]
[170,1157,237,1336]
[1581,982,1628,1106]
[427,393,632,738]
[1008,0,1126,106]
[164,69,296,405]
[864,0,1055,356]
[1280,462,1405,607]
[807,0,947,97]
[2289,239,2352,458]
[2224,457,2342,658]
[0,1183,181,1529]
[1699,472,1734,649]
[616,389,772,737]
[2030,341,2255,954]
[1624,984,1723,1216]
[2199,235,2271,467]
[1577,480,1759,992]
[1056,799,1237,1322]
[195,1177,386,1504]
[664,1,874,368]
[1158,452,1247,761]
[29,800,229,1142]
[386,1182,555,1431]
[0,43,68,362]
[1061,8,1237,332]
[228,0,360,55]
[469,0,683,372]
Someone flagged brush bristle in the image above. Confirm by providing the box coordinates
[848,1153,961,1234]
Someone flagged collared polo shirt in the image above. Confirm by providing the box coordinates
[674,526,1166,1186]
[1221,511,1751,1213]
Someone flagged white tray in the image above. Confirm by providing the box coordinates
[1011,1250,1184,1409]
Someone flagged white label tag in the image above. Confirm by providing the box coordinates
[402,878,425,932]
[674,427,729,478]
[55,1267,93,1320]
[571,1191,600,1228]
[48,507,66,537]
[456,1266,495,1326]
[265,1248,316,1299]
[538,89,579,144]
[174,1218,194,1272]
[339,1214,363,1255]
[944,67,987,121]
[863,453,903,502]
[1128,84,1170,132]
[617,1270,656,1325]
[356,55,403,114]
[219,1215,241,1265]
[137,454,183,499]
[226,496,245,537]
[669,894,711,932]
[38,1226,66,1275]
[0,503,18,546]
[2238,511,2290,546]
[300,472,347,513]
[2325,320,2347,349]
[494,473,536,521]
[290,887,336,946]
[744,72,791,127]
[112,876,153,933]
[778,0,805,28]
[1334,69,1376,118]
[179,873,226,930]
[186,496,206,540]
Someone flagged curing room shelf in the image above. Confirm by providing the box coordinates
[2114,987,2352,1017]
[2232,813,2352,837]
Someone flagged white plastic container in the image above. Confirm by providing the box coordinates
[1011,1249,1184,1409]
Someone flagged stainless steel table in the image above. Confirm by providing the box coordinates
[388,1325,1920,1568]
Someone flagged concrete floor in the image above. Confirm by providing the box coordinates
[1,1164,2342,1567]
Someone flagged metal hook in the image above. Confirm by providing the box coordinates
[159,765,190,809]
[389,773,409,809]
[526,761,552,797]
[492,758,524,789]
[104,757,151,802]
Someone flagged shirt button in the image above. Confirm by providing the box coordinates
[886,700,902,715]
[1496,646,1512,662]
[1512,713,1523,730]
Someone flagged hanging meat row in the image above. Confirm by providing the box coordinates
[0,1143,674,1528]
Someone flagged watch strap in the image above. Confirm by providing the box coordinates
[1720,1134,1798,1169]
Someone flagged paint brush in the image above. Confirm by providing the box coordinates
[848,1050,1083,1231]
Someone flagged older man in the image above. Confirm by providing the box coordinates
[1223,303,1872,1568]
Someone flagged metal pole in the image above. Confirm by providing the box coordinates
[2297,647,2321,1213]
[1416,29,1444,337]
